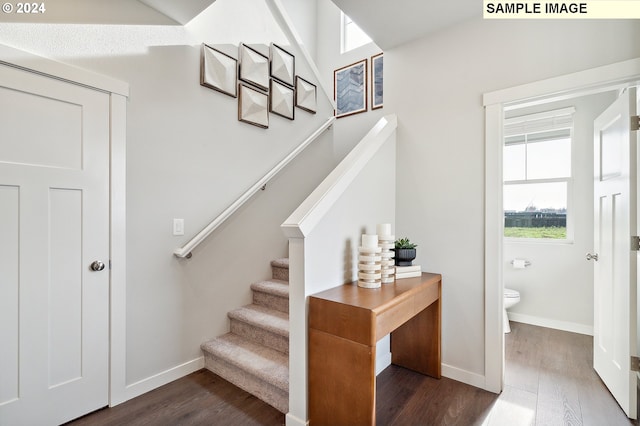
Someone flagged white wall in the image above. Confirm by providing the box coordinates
[0,0,338,395]
[503,91,617,335]
[280,0,318,61]
[316,0,386,160]
[385,18,640,381]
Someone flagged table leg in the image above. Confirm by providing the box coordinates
[309,328,376,425]
[390,297,441,378]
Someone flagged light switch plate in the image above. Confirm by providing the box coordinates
[173,218,184,236]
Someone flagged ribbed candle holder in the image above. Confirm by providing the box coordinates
[358,234,381,289]
[378,234,395,284]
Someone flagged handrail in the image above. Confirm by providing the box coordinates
[174,116,335,258]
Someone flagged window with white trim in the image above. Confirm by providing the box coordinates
[503,107,575,240]
[341,12,372,53]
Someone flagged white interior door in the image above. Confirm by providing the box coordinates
[592,87,638,419]
[0,64,110,425]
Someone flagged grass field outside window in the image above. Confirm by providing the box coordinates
[504,226,566,239]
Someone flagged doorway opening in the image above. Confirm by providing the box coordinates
[502,91,617,336]
[483,58,640,399]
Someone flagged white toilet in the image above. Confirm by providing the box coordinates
[504,288,521,333]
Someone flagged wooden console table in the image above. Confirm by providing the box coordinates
[308,272,441,425]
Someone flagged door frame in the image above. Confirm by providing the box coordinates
[0,44,130,407]
[483,57,640,393]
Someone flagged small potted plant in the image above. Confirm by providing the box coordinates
[394,237,417,266]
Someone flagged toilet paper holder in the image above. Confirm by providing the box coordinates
[510,259,531,268]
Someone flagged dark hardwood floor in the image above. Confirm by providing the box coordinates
[67,370,286,426]
[68,322,636,425]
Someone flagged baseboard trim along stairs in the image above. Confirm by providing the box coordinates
[201,258,289,413]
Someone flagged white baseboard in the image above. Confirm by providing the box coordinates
[122,356,205,402]
[376,352,392,376]
[285,412,309,426]
[508,312,593,336]
[441,363,486,390]
[375,335,392,376]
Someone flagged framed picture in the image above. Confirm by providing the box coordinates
[270,79,295,120]
[295,76,317,114]
[270,43,295,87]
[200,44,237,98]
[238,83,269,128]
[371,53,383,109]
[239,43,269,92]
[334,59,367,118]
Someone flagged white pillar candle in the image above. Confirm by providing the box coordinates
[377,223,391,236]
[362,234,378,248]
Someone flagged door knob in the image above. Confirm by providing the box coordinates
[90,260,106,271]
[586,253,599,261]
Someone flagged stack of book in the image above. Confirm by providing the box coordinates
[395,265,421,279]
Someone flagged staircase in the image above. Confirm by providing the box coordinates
[201,258,290,413]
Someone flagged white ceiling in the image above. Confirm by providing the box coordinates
[137,0,217,25]
[331,0,482,50]
[0,0,480,50]
[0,0,216,25]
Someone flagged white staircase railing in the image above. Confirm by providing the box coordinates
[174,116,335,258]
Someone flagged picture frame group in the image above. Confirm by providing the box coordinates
[333,52,383,118]
[200,43,318,129]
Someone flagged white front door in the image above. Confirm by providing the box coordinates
[0,64,110,425]
[592,87,638,419]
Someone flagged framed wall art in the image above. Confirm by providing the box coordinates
[334,59,367,118]
[371,53,383,109]
[270,79,295,120]
[239,43,269,92]
[200,44,237,98]
[295,76,317,114]
[270,43,295,87]
[238,83,269,128]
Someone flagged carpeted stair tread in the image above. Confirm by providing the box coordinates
[201,257,290,412]
[251,279,289,297]
[201,333,288,392]
[228,304,289,338]
[270,258,289,269]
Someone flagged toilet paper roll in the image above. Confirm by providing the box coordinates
[512,259,527,269]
